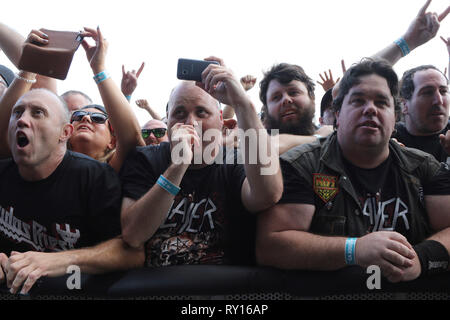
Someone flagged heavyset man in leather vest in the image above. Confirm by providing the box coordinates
[256,59,450,283]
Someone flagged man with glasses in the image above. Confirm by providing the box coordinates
[141,119,168,146]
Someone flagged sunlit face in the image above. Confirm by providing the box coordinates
[265,79,315,134]
[336,74,395,150]
[142,119,169,145]
[69,107,115,157]
[8,90,70,168]
[404,69,449,135]
[167,82,223,150]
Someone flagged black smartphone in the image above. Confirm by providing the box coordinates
[177,58,219,82]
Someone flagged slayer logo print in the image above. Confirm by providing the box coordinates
[313,174,339,203]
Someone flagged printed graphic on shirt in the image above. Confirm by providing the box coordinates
[0,205,81,251]
[146,192,225,267]
[313,174,339,203]
[360,193,410,232]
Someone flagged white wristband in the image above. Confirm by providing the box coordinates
[15,73,37,84]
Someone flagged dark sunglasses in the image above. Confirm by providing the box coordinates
[70,110,108,124]
[141,128,167,139]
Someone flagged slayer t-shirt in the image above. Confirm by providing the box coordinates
[0,151,122,255]
[279,155,450,241]
[120,143,255,267]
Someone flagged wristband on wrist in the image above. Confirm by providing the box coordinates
[156,175,180,196]
[313,134,322,139]
[93,70,110,84]
[394,37,411,57]
[345,237,357,265]
[125,95,132,101]
[15,73,37,84]
[413,240,449,278]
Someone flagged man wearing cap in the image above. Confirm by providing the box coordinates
[257,59,450,283]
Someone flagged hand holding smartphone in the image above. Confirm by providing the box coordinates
[177,58,219,82]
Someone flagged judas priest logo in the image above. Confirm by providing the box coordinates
[313,174,339,203]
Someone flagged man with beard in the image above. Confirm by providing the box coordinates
[259,63,333,154]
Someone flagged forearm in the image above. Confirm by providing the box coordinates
[122,163,188,248]
[68,237,144,274]
[235,100,282,210]
[427,227,450,271]
[257,230,347,270]
[278,134,316,154]
[0,23,25,67]
[146,106,162,121]
[0,71,36,157]
[371,42,404,66]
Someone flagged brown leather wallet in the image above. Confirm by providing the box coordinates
[18,29,83,80]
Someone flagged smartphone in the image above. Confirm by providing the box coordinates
[177,58,219,82]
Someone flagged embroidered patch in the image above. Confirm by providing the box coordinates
[313,174,339,203]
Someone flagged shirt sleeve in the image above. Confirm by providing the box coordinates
[423,163,450,195]
[278,159,315,205]
[87,163,122,244]
[120,147,158,200]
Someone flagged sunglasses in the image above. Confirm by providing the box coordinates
[70,110,108,124]
[141,128,167,139]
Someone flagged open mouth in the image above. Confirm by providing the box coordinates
[359,121,379,128]
[17,132,29,148]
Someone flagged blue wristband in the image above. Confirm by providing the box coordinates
[345,237,357,265]
[157,175,180,196]
[125,95,132,101]
[394,37,410,57]
[93,70,110,84]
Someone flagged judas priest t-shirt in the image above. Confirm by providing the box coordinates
[0,151,122,255]
[120,143,255,267]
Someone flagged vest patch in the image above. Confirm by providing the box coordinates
[313,174,339,203]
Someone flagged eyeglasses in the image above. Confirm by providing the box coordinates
[141,128,167,139]
[70,110,108,124]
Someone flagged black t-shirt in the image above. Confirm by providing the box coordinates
[120,142,255,267]
[393,121,450,163]
[0,151,122,255]
[279,155,450,234]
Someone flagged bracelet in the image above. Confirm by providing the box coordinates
[394,37,410,57]
[156,175,180,196]
[413,240,449,278]
[15,73,37,84]
[125,95,132,101]
[313,134,322,139]
[93,70,110,84]
[345,237,357,265]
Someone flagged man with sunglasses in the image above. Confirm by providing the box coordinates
[141,119,168,146]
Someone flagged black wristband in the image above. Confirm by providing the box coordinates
[413,240,449,277]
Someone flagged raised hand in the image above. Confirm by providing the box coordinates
[121,62,145,96]
[240,75,257,91]
[135,98,150,110]
[198,56,249,109]
[170,123,201,165]
[317,69,339,92]
[24,29,49,46]
[403,0,450,51]
[441,36,450,55]
[81,26,108,74]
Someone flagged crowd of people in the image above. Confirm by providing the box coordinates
[0,0,449,296]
